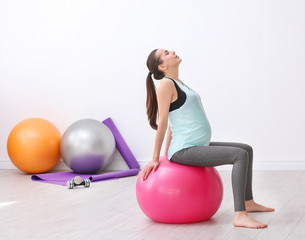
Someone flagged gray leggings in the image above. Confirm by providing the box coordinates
[170,142,253,212]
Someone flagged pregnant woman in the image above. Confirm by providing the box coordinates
[142,48,275,229]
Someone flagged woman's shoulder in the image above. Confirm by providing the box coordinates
[160,77,174,87]
[158,77,175,92]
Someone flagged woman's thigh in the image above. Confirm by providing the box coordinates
[210,142,253,156]
[170,145,248,167]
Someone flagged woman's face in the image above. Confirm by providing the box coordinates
[157,49,182,71]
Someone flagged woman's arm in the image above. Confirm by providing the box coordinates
[164,125,172,157]
[142,79,174,180]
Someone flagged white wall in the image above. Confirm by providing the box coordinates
[1,0,304,171]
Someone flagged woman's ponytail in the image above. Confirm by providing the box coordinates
[146,73,158,130]
[146,49,165,130]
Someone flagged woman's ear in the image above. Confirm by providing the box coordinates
[158,64,167,72]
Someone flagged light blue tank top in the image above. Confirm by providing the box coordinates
[166,77,212,159]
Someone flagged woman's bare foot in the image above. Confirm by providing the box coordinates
[245,200,275,212]
[233,211,268,228]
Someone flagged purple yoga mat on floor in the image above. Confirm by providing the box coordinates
[31,117,140,186]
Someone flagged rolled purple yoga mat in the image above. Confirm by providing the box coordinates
[103,117,140,169]
[31,117,139,186]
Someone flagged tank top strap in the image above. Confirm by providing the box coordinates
[163,77,186,112]
[164,76,190,90]
[164,76,175,81]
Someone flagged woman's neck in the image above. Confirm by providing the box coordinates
[164,69,180,82]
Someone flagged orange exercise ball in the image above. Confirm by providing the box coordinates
[7,118,61,174]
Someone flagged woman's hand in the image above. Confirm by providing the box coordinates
[141,160,160,181]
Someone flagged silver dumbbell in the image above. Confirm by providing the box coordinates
[66,176,91,189]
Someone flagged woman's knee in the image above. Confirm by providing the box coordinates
[238,143,253,161]
[235,148,249,166]
[244,144,253,157]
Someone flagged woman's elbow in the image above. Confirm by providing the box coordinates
[158,118,168,130]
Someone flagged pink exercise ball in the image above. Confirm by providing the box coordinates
[136,156,223,224]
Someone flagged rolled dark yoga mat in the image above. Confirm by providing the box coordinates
[31,118,140,186]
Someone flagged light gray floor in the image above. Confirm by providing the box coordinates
[0,169,305,240]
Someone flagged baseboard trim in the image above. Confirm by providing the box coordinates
[2,158,305,171]
[138,159,305,171]
[0,160,71,171]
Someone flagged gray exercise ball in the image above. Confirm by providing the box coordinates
[60,119,115,174]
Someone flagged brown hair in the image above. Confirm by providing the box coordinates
[146,49,165,130]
